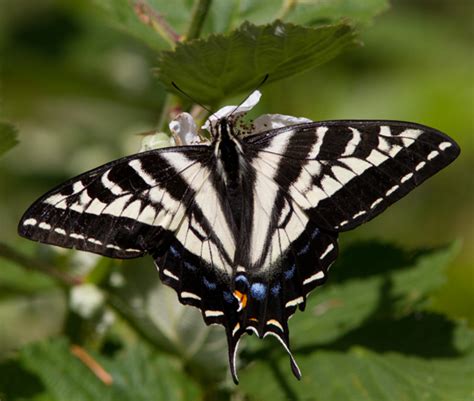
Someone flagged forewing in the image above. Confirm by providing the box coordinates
[18,146,214,259]
[246,120,460,232]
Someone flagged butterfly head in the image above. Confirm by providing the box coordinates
[214,116,237,140]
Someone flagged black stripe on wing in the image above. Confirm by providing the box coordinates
[151,215,337,384]
[246,120,460,232]
[18,146,212,258]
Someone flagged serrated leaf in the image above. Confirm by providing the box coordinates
[238,242,470,400]
[157,20,357,105]
[0,122,18,157]
[252,241,459,350]
[240,325,474,401]
[0,358,46,401]
[104,345,202,401]
[20,338,111,401]
[19,337,201,401]
[205,0,388,32]
[94,0,385,50]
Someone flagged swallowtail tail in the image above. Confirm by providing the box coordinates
[18,95,460,383]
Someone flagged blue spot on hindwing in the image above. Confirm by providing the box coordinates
[235,275,249,287]
[297,242,311,256]
[169,245,180,257]
[311,227,320,239]
[284,264,296,280]
[203,277,217,290]
[250,283,267,301]
[271,282,281,296]
[184,261,196,271]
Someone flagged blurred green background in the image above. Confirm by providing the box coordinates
[0,0,473,399]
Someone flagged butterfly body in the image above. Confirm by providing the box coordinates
[19,117,460,383]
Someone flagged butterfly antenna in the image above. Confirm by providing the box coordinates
[228,73,269,118]
[171,81,213,114]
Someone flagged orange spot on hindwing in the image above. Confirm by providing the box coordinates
[233,290,248,311]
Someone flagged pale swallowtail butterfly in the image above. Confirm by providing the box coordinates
[18,91,460,384]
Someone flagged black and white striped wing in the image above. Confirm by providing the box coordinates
[229,120,459,379]
[247,120,460,232]
[19,145,241,330]
[18,146,224,258]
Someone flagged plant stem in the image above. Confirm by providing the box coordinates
[133,0,180,47]
[278,0,297,20]
[158,0,213,131]
[0,242,82,287]
[186,0,213,40]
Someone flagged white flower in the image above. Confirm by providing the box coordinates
[140,90,312,149]
[96,310,115,334]
[203,89,311,134]
[169,112,202,145]
[201,90,262,132]
[252,113,312,132]
[70,283,105,318]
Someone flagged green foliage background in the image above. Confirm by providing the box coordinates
[0,0,473,400]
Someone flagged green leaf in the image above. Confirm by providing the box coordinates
[157,20,357,105]
[255,241,459,350]
[0,122,18,157]
[238,242,471,400]
[20,338,110,401]
[105,346,202,401]
[240,325,474,401]
[18,337,201,401]
[94,0,385,50]
[282,0,389,27]
[0,258,57,299]
[0,284,66,355]
[0,358,46,401]
[93,0,192,51]
[205,0,389,32]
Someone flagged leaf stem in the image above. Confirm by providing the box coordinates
[157,0,212,132]
[0,242,83,287]
[133,0,181,47]
[70,345,113,385]
[186,0,213,40]
[278,0,297,20]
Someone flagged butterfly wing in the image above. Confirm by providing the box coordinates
[233,120,459,380]
[246,120,460,231]
[18,145,228,259]
[18,143,241,352]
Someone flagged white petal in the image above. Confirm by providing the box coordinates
[169,112,203,145]
[252,113,312,134]
[202,90,262,132]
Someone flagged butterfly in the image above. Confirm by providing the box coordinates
[18,91,460,383]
